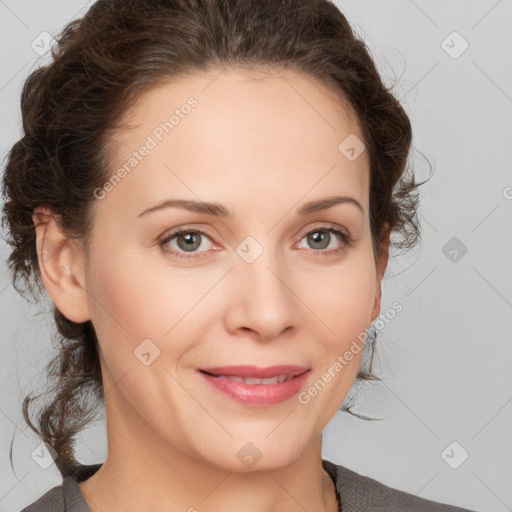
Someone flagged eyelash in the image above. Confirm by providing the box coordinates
[158,224,353,261]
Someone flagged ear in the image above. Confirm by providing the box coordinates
[370,226,391,324]
[32,207,91,323]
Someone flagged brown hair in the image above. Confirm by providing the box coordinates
[2,0,428,477]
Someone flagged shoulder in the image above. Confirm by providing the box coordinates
[322,459,476,512]
[19,484,65,512]
[19,464,102,512]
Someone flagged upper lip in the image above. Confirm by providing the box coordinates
[199,365,310,378]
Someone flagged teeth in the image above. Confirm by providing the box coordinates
[216,375,293,384]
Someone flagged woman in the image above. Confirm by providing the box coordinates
[2,0,476,510]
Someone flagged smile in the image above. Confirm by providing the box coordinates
[197,365,311,407]
[209,374,295,384]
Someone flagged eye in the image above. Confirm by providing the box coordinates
[159,228,215,260]
[296,224,352,256]
[159,223,352,261]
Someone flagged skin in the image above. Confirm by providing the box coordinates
[33,66,390,512]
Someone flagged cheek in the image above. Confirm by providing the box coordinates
[295,258,377,423]
[306,253,378,338]
[85,248,214,367]
[305,253,377,405]
[84,250,162,360]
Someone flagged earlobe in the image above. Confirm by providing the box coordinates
[32,207,91,323]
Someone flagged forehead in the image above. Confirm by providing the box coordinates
[117,65,363,147]
[99,66,370,219]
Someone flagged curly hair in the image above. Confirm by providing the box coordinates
[2,0,428,478]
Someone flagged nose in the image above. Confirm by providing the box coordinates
[223,246,301,342]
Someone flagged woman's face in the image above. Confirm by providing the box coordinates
[80,66,387,471]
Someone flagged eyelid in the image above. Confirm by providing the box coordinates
[158,226,217,249]
[295,221,351,241]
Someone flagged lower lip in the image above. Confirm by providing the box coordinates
[198,370,311,407]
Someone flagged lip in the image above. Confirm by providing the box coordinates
[198,365,311,407]
[199,365,309,378]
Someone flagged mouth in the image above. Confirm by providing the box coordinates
[199,364,309,381]
[200,372,296,384]
[197,365,311,407]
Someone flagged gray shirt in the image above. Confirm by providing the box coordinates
[20,459,476,511]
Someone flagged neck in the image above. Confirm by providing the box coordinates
[78,397,339,512]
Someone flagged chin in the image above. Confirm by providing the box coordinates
[191,431,311,473]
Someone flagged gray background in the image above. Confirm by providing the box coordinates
[0,1,511,511]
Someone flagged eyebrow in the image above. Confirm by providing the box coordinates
[137,195,364,218]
